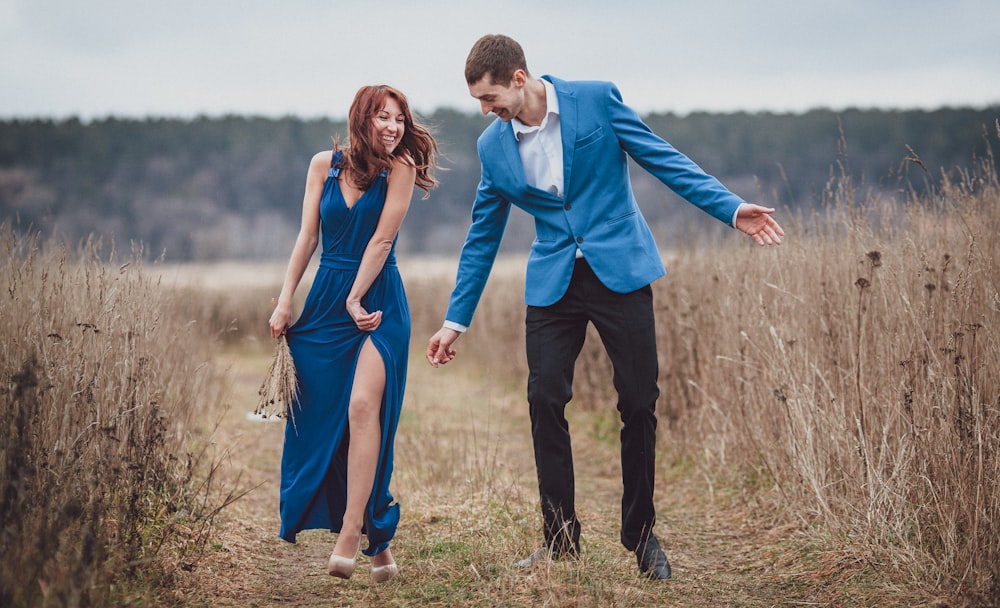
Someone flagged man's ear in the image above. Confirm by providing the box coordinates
[512,69,528,87]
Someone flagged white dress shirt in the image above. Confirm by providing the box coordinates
[512,78,563,197]
[514,78,584,262]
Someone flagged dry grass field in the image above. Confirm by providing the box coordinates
[2,132,999,606]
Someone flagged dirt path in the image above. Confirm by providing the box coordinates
[174,347,856,607]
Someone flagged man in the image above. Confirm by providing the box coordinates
[426,34,784,580]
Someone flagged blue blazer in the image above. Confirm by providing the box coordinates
[445,75,744,327]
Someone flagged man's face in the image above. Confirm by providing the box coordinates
[468,71,525,122]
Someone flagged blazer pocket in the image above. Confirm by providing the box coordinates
[606,210,638,225]
[575,126,604,149]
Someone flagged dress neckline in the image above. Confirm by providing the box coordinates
[327,150,389,211]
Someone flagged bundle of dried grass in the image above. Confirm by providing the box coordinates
[256,334,299,424]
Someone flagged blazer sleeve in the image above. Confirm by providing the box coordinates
[444,148,512,328]
[604,83,744,225]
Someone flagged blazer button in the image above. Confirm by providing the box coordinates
[564,203,571,210]
[576,236,584,244]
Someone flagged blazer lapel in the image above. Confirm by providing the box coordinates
[545,76,577,196]
[497,121,527,187]
[496,117,561,201]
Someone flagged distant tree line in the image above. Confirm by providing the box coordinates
[1,106,997,261]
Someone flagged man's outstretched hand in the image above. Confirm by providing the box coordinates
[735,204,784,246]
[426,327,460,368]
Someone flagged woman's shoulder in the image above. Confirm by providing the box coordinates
[390,150,415,167]
[306,149,343,178]
[389,152,416,172]
[386,153,416,185]
[308,149,334,169]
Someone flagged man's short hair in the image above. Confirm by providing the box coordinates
[465,34,529,86]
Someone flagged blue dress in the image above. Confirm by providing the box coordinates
[279,151,408,557]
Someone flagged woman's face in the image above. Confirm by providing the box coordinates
[372,96,405,154]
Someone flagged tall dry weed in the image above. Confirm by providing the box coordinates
[0,229,227,606]
[621,133,1000,604]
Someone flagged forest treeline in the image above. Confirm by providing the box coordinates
[1,106,997,261]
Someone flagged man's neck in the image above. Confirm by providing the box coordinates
[516,78,549,127]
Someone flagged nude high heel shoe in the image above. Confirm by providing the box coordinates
[327,538,361,579]
[370,548,399,583]
[370,562,399,583]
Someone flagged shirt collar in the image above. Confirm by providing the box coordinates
[512,78,559,140]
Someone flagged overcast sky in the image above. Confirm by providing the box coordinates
[2,0,998,121]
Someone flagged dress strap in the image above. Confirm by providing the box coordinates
[326,150,386,179]
[329,150,343,178]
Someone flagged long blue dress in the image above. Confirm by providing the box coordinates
[279,151,408,557]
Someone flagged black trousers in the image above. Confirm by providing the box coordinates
[525,258,660,554]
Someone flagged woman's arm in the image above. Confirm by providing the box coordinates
[345,156,416,330]
[268,151,331,338]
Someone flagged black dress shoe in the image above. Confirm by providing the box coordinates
[636,534,672,580]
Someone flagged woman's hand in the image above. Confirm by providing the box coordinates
[269,297,292,339]
[347,298,382,332]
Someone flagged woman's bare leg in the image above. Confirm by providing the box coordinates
[331,339,385,560]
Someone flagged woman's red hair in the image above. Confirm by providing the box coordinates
[337,85,438,197]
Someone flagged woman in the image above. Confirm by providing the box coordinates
[268,85,438,583]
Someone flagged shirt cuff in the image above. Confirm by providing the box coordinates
[443,320,468,333]
[730,203,745,228]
